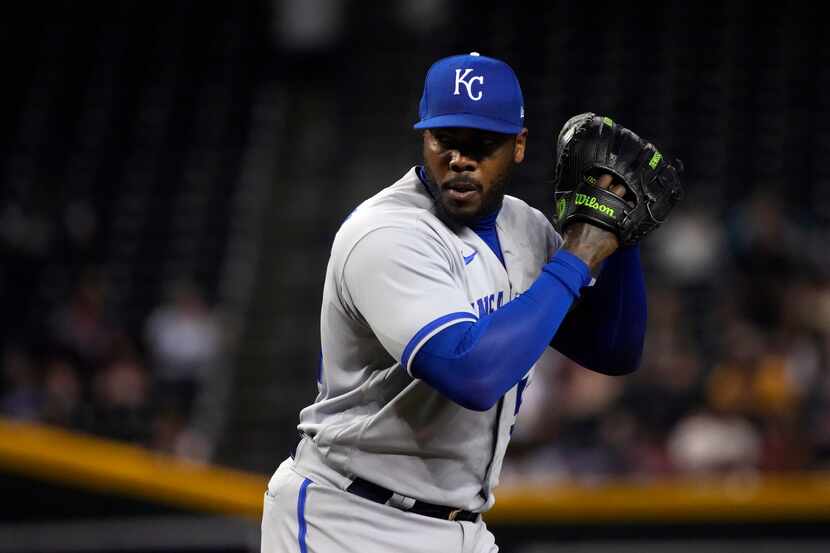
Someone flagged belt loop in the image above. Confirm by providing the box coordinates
[387,493,416,510]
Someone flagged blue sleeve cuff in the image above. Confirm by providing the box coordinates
[543,250,592,296]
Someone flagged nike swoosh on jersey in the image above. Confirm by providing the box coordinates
[463,251,478,265]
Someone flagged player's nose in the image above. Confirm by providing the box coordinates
[448,149,477,172]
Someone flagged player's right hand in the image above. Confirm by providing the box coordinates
[560,174,623,270]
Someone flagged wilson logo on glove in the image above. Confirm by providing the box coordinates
[574,194,616,217]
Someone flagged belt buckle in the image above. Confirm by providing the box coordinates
[447,509,461,521]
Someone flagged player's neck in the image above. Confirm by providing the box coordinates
[467,203,501,232]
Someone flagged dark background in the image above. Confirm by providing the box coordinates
[1,1,829,551]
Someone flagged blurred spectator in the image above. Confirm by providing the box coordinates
[151,407,187,457]
[274,0,344,51]
[151,400,218,463]
[145,279,223,459]
[667,410,761,474]
[48,269,118,376]
[90,335,151,443]
[811,388,830,469]
[40,356,83,428]
[727,192,809,330]
[651,208,726,285]
[63,199,97,253]
[0,201,51,258]
[0,346,41,420]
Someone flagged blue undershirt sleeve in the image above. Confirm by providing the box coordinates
[550,245,646,375]
[410,250,591,411]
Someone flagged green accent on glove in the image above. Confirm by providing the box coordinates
[649,151,663,169]
[556,197,567,220]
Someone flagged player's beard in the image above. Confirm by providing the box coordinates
[423,166,510,226]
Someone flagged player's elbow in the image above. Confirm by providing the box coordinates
[602,360,640,376]
[418,372,501,411]
[612,337,645,375]
[584,350,642,376]
[452,383,502,412]
[458,393,499,412]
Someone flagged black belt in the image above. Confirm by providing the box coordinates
[346,477,479,522]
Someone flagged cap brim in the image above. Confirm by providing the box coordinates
[413,113,523,134]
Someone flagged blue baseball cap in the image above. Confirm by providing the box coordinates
[414,52,525,134]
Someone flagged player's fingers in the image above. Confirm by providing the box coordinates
[596,174,613,189]
[596,174,627,198]
[610,183,627,197]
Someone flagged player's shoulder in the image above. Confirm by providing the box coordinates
[500,194,556,234]
[332,167,448,255]
[500,194,564,255]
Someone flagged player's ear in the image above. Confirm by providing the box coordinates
[513,128,528,163]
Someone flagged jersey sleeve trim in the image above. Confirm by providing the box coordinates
[401,311,478,375]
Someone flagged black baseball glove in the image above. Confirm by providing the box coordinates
[552,112,684,246]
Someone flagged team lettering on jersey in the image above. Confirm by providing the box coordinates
[471,291,505,317]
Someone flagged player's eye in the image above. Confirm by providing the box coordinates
[479,136,509,155]
[433,133,454,147]
[431,131,506,158]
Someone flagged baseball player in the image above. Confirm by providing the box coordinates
[261,52,680,552]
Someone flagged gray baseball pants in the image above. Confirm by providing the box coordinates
[261,457,499,553]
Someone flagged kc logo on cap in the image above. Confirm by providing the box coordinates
[454,68,484,101]
[414,52,525,135]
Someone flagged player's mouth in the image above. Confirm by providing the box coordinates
[442,179,481,203]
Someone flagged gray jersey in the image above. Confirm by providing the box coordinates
[295,167,563,512]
